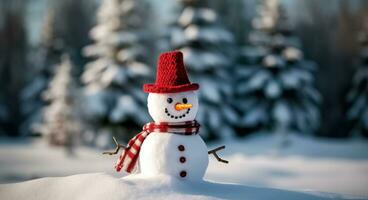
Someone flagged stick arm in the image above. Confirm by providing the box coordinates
[208,145,229,164]
[102,137,126,155]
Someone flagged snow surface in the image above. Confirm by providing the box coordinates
[0,135,368,199]
[0,173,359,200]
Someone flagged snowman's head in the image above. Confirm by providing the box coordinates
[147,91,198,122]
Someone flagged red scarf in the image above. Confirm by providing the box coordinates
[115,120,200,173]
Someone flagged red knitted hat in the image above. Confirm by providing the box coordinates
[143,51,199,93]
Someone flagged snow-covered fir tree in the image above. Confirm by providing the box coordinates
[81,0,153,146]
[207,0,251,45]
[169,0,238,140]
[21,0,95,136]
[20,9,64,135]
[234,0,321,138]
[346,24,368,138]
[37,55,80,153]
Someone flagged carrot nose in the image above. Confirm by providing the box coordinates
[175,103,192,111]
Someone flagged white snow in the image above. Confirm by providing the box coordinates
[283,47,303,61]
[179,8,217,27]
[0,135,367,199]
[206,135,368,198]
[100,64,127,85]
[252,0,279,30]
[184,25,234,44]
[263,54,285,68]
[1,172,357,200]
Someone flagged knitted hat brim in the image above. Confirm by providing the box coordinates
[143,83,199,93]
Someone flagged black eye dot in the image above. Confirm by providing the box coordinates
[182,98,188,104]
[167,98,173,104]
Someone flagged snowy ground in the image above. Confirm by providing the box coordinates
[0,135,367,199]
[207,135,368,198]
[0,173,358,200]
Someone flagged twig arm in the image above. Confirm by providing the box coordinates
[208,145,228,164]
[103,137,126,155]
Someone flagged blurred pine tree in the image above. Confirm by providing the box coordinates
[294,0,368,138]
[346,21,368,138]
[234,0,322,139]
[20,8,64,136]
[169,0,238,140]
[20,0,96,136]
[81,0,154,148]
[207,0,253,46]
[37,55,81,153]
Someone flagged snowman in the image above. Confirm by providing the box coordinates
[104,51,227,180]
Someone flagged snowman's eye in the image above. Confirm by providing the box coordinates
[167,98,173,104]
[182,98,188,104]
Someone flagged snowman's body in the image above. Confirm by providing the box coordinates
[138,91,209,179]
[139,133,208,180]
[112,51,223,180]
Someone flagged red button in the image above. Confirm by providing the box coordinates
[180,171,187,177]
[179,157,186,163]
[178,145,185,151]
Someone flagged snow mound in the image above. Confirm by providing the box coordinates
[0,173,360,200]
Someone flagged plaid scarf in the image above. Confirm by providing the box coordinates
[115,120,200,173]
